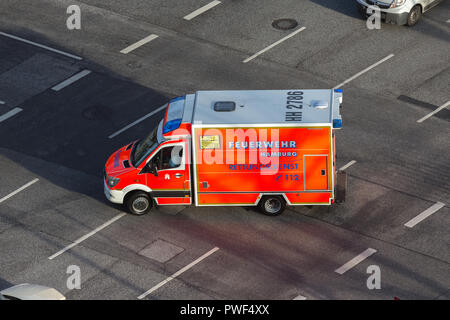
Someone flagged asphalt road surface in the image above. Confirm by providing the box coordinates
[0,0,449,300]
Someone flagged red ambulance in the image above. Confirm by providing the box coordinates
[104,89,344,216]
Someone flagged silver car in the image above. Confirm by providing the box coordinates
[0,283,66,300]
[357,0,444,26]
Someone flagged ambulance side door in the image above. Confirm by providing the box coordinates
[142,142,189,204]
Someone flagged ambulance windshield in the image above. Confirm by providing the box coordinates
[131,120,163,167]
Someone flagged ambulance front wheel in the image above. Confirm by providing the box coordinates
[126,192,153,215]
[258,196,286,216]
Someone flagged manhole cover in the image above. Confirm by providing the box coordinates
[139,239,184,263]
[272,19,298,30]
[82,105,112,120]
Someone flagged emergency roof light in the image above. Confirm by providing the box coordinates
[163,96,185,133]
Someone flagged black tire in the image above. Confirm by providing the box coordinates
[407,5,421,26]
[126,191,152,215]
[258,196,286,216]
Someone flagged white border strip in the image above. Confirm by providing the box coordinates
[404,202,445,228]
[120,34,159,54]
[333,54,394,89]
[184,1,222,20]
[339,160,356,171]
[108,105,167,139]
[335,248,377,275]
[417,100,450,123]
[0,32,82,60]
[48,213,126,260]
[243,27,306,63]
[51,70,91,91]
[0,178,39,204]
[138,247,219,299]
[0,107,23,123]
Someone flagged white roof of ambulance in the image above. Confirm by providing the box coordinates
[182,89,341,125]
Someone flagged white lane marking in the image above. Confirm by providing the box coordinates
[0,32,82,60]
[138,247,219,299]
[404,202,445,228]
[293,294,307,300]
[0,107,23,123]
[0,101,5,105]
[48,213,126,260]
[447,19,450,23]
[339,160,357,171]
[333,54,394,89]
[0,178,39,204]
[120,34,159,54]
[416,100,450,123]
[51,70,91,91]
[183,1,222,20]
[108,105,167,139]
[335,248,377,275]
[243,27,306,63]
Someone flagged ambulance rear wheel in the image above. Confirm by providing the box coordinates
[258,196,286,216]
[126,192,152,215]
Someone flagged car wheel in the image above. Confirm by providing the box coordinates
[258,196,286,216]
[126,192,152,215]
[407,5,421,26]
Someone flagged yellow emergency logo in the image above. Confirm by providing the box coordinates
[200,135,220,149]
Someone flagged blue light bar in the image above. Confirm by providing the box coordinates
[334,89,342,93]
[163,119,182,133]
[333,119,342,129]
[170,96,185,103]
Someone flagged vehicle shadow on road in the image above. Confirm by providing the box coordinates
[0,28,175,296]
[310,0,363,19]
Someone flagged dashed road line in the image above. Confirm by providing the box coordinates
[48,213,127,260]
[339,160,357,171]
[404,202,445,228]
[0,101,5,105]
[108,104,167,139]
[243,27,306,63]
[0,31,82,60]
[335,248,377,275]
[0,107,23,123]
[333,54,394,89]
[138,247,219,299]
[51,70,91,91]
[446,19,450,23]
[120,34,159,54]
[416,100,450,123]
[184,1,222,20]
[0,178,39,204]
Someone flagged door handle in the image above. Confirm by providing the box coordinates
[175,173,184,178]
[202,181,210,189]
[321,169,326,176]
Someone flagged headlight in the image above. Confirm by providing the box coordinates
[390,0,406,8]
[107,176,120,188]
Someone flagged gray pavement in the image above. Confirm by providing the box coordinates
[0,0,449,300]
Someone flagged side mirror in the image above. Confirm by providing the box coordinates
[150,162,159,177]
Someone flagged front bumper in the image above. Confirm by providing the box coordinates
[356,0,409,25]
[104,180,125,204]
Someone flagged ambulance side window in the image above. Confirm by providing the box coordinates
[151,145,183,171]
